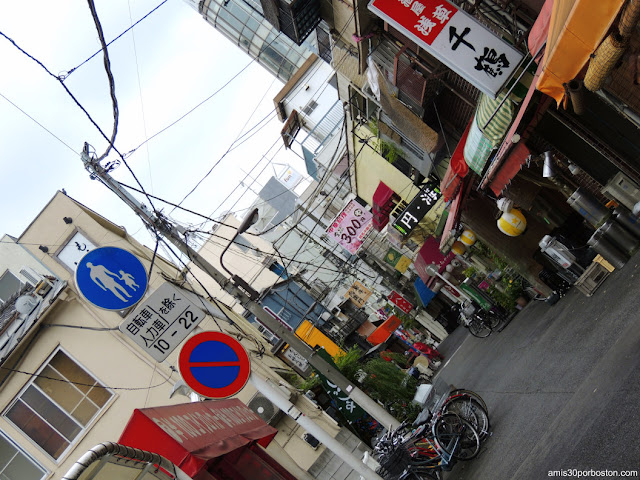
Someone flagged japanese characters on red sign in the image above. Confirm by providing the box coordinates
[368,0,524,97]
[389,290,414,313]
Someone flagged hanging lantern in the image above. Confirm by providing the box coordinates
[497,209,527,236]
[451,241,467,255]
[459,229,477,246]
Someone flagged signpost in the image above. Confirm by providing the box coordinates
[75,246,147,310]
[367,0,524,98]
[119,282,205,362]
[178,331,251,399]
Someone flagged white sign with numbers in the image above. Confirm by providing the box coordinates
[119,282,205,362]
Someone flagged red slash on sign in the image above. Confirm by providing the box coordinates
[178,331,251,399]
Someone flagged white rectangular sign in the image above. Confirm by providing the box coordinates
[368,0,524,98]
[283,347,309,371]
[119,283,205,362]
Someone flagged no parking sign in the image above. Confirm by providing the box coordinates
[178,331,251,398]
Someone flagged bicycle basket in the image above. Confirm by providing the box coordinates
[376,444,412,480]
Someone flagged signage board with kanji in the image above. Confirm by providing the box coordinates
[119,282,205,362]
[392,181,442,237]
[326,200,373,255]
[346,281,373,308]
[368,0,524,97]
[389,291,414,314]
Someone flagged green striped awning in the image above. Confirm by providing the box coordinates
[464,113,495,175]
[475,92,514,144]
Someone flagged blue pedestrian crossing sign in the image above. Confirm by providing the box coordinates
[75,246,148,310]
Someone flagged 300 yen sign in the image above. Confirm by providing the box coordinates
[340,214,364,243]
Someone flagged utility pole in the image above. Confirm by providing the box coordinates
[81,146,399,432]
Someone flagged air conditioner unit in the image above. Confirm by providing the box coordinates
[247,393,283,426]
[602,172,640,210]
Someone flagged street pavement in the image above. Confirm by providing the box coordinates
[431,258,640,480]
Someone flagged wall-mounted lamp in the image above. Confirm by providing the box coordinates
[63,217,73,224]
[39,245,49,253]
[542,151,555,178]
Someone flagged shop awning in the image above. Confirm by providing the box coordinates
[118,399,277,478]
[487,142,532,196]
[479,6,552,195]
[372,181,397,230]
[440,120,471,202]
[367,315,402,345]
[414,277,436,307]
[439,177,473,251]
[464,93,514,175]
[414,236,456,283]
[536,0,625,105]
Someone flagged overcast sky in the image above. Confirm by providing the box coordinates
[0,0,307,251]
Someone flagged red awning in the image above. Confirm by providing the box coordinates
[119,399,278,478]
[488,143,531,196]
[372,181,398,230]
[440,120,471,202]
[480,60,548,194]
[414,236,456,284]
[439,178,473,250]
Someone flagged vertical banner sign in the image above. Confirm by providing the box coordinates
[393,181,442,237]
[367,0,524,98]
[326,200,373,255]
[388,290,414,314]
[346,281,373,308]
[314,349,367,423]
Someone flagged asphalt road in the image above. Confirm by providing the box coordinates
[432,258,640,480]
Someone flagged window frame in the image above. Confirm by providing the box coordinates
[2,346,115,463]
[53,227,98,274]
[0,429,48,480]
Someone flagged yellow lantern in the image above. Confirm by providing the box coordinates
[497,208,527,237]
[451,241,467,255]
[459,229,477,246]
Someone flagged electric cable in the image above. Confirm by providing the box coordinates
[0,91,78,155]
[0,365,174,391]
[62,0,170,79]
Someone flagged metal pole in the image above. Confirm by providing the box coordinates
[249,373,384,480]
[81,147,400,431]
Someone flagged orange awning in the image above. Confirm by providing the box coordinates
[439,120,471,202]
[536,0,625,105]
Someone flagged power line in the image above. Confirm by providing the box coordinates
[0,365,173,391]
[62,0,169,79]
[0,90,78,155]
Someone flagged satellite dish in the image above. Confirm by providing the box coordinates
[15,295,39,315]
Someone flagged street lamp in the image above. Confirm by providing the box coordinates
[424,264,473,303]
[220,208,260,300]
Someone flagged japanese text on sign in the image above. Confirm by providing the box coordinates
[326,200,373,255]
[119,283,205,362]
[367,0,524,97]
[346,281,373,308]
[393,181,441,236]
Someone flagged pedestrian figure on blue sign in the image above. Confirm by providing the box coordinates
[119,270,140,291]
[86,262,132,302]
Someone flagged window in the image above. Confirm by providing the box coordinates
[0,431,47,480]
[3,349,113,460]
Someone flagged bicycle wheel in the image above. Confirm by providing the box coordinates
[443,397,490,441]
[468,318,491,338]
[433,414,481,461]
[447,389,489,414]
[485,311,502,329]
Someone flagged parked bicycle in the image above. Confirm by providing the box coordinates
[456,301,502,338]
[371,387,490,480]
